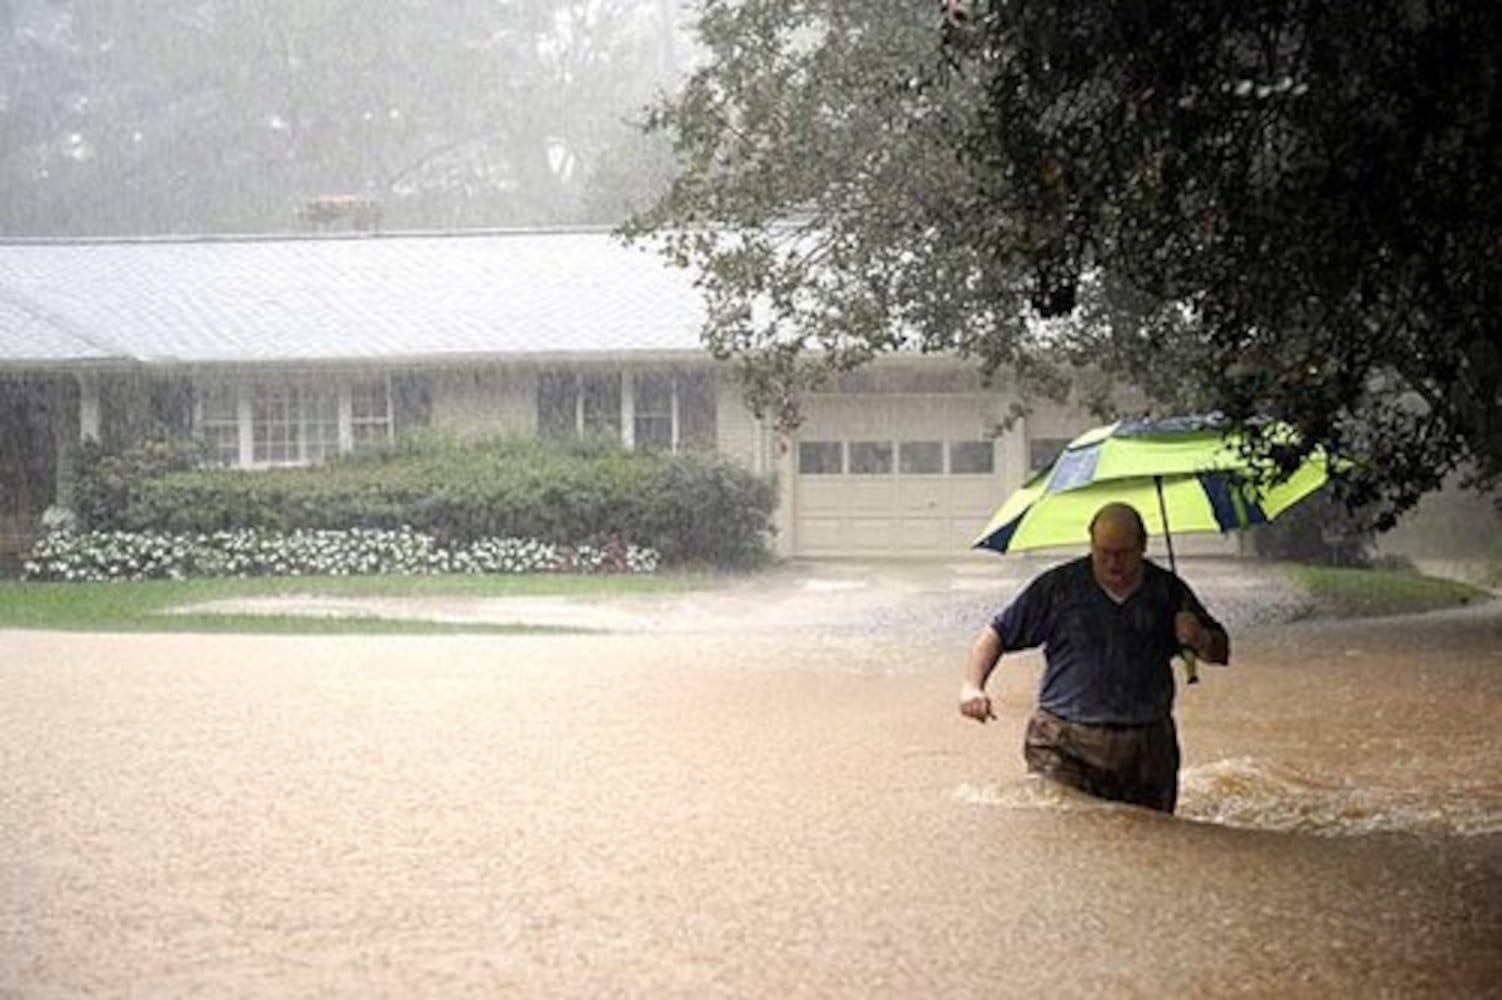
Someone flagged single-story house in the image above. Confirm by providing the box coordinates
[0,228,1174,561]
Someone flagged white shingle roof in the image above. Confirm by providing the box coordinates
[0,230,710,367]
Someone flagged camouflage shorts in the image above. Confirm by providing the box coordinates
[1023,708,1181,814]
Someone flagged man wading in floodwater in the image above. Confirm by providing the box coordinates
[958,502,1230,813]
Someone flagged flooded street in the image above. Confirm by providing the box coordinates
[3,0,1495,994]
[2,576,1499,997]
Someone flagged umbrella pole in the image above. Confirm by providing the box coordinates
[1154,475,1177,575]
[1155,476,1199,685]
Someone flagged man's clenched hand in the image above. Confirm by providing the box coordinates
[959,684,996,723]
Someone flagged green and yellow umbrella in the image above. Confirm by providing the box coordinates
[974,415,1330,560]
[973,415,1332,682]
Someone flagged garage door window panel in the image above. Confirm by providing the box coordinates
[849,441,893,475]
[949,440,994,474]
[899,441,943,475]
[799,441,844,474]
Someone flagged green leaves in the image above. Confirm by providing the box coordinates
[630,0,1500,526]
[625,0,1039,425]
[951,1,1502,521]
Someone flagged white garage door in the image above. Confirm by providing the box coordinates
[791,395,1006,557]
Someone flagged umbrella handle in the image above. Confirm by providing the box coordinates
[1178,592,1200,685]
[1181,648,1200,685]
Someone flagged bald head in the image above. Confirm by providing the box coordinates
[1089,503,1148,549]
[1089,503,1147,596]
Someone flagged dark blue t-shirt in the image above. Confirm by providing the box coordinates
[990,557,1224,726]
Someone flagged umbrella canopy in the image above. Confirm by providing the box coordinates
[973,415,1331,557]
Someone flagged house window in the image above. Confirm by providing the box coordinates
[633,373,674,450]
[949,440,995,475]
[150,377,195,434]
[631,371,717,452]
[537,372,624,439]
[581,374,621,436]
[350,378,394,451]
[199,384,240,466]
[252,385,339,465]
[539,370,716,451]
[197,379,392,467]
[537,373,579,439]
[676,372,716,451]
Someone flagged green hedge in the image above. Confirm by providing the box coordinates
[73,434,213,531]
[120,437,776,569]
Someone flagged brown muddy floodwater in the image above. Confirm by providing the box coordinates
[1,602,1499,998]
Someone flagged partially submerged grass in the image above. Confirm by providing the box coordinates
[134,613,589,635]
[0,573,713,634]
[1287,564,1492,619]
[2,564,1488,635]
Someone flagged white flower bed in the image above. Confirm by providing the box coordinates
[23,527,660,582]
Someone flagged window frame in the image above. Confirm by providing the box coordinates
[540,369,717,454]
[195,376,393,468]
[197,383,241,467]
[349,377,394,452]
[632,372,675,451]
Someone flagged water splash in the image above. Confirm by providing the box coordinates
[1179,757,1502,838]
[953,774,1128,814]
[955,760,1502,838]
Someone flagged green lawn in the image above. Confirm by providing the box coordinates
[1287,564,1493,619]
[0,573,713,634]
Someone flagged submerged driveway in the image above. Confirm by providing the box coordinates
[179,555,1313,639]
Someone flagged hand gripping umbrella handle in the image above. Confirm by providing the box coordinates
[1179,593,1200,685]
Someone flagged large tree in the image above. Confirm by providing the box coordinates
[624,0,1055,429]
[626,0,1501,526]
